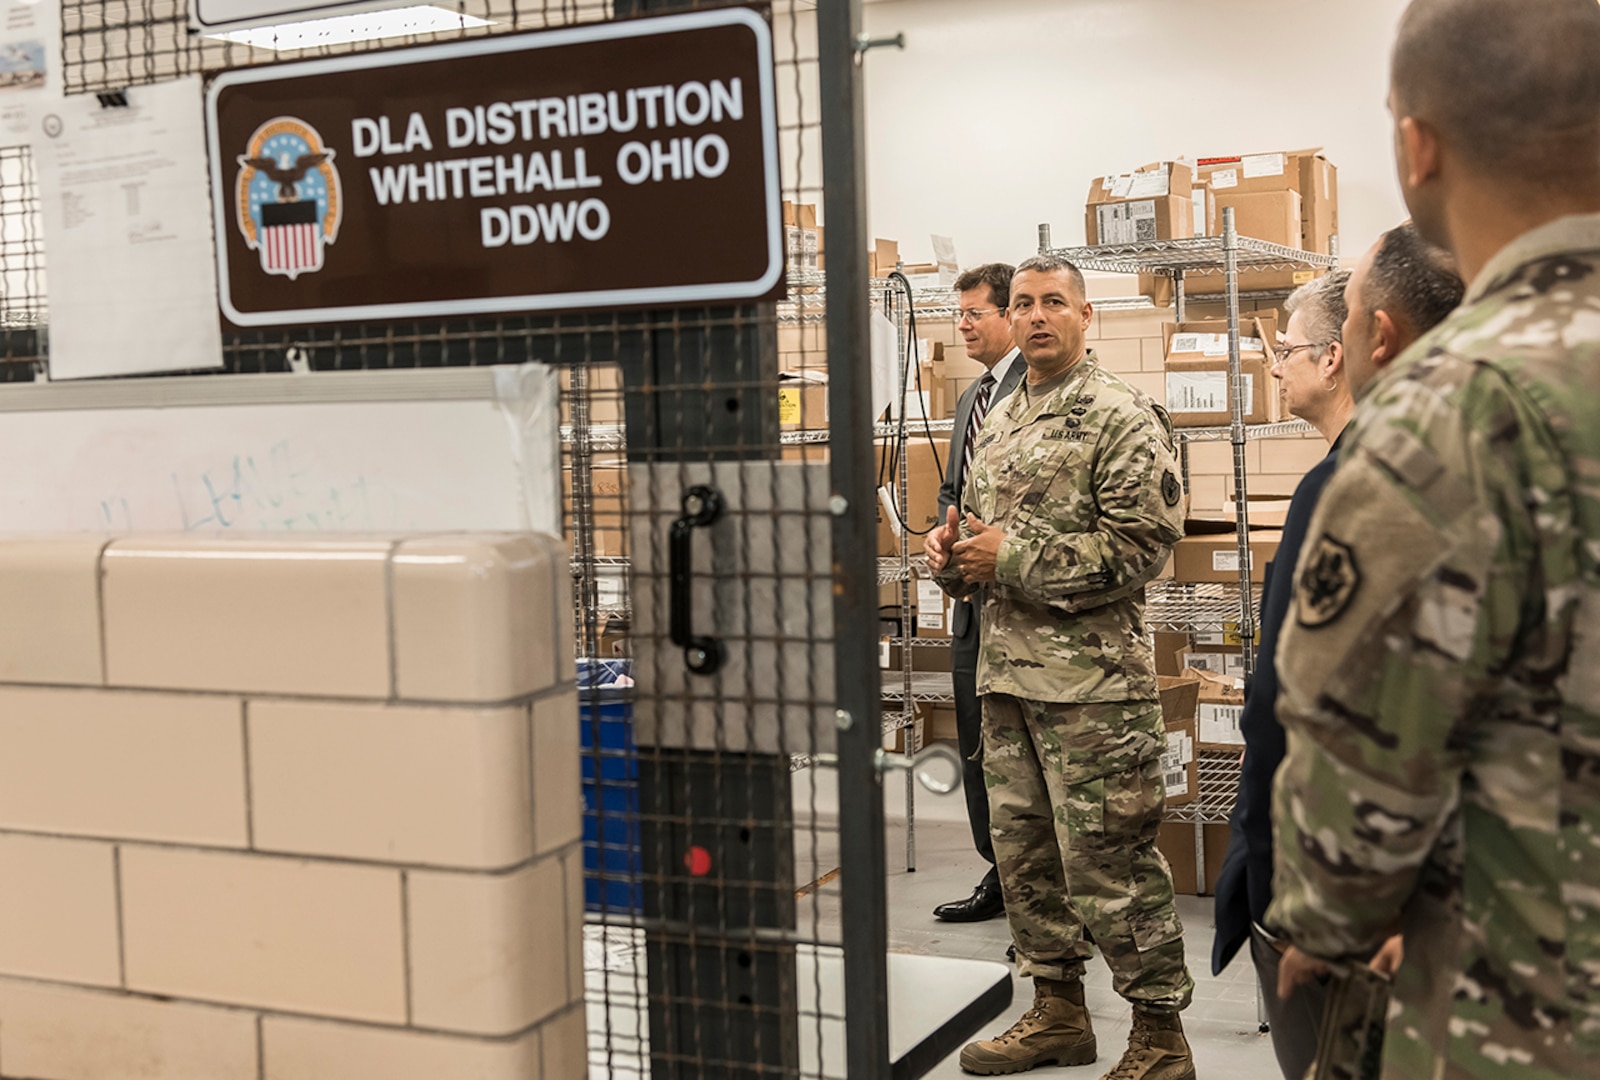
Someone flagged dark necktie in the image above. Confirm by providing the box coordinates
[963,370,996,481]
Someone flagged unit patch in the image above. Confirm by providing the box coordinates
[1161,470,1182,506]
[1297,535,1361,628]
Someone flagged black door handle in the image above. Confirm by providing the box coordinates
[669,485,725,676]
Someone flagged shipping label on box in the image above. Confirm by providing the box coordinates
[1242,152,1286,179]
[1211,547,1257,573]
[1167,332,1265,358]
[1125,165,1171,199]
[1210,167,1239,190]
[1183,651,1246,680]
[1162,728,1194,800]
[1199,701,1245,746]
[916,578,946,631]
[1167,370,1252,414]
[1097,200,1159,245]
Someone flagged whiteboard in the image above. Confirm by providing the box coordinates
[0,366,562,536]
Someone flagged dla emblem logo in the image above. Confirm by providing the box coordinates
[235,117,341,280]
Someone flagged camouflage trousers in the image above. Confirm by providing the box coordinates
[982,693,1194,1011]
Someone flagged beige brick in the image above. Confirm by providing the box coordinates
[262,1015,539,1080]
[408,857,570,1035]
[1090,338,1141,373]
[102,536,392,697]
[541,1005,588,1080]
[0,536,105,686]
[249,699,533,869]
[1120,371,1166,404]
[0,835,120,986]
[0,978,258,1080]
[393,534,566,703]
[1094,308,1171,340]
[552,538,577,687]
[1141,338,1169,372]
[532,692,581,857]
[121,847,405,1023]
[561,847,585,1005]
[0,686,248,846]
[1181,441,1263,477]
[1186,474,1227,512]
[1257,435,1333,473]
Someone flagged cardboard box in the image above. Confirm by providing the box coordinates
[913,573,953,639]
[1153,631,1191,677]
[1158,821,1232,895]
[1157,673,1202,808]
[777,371,828,430]
[1186,666,1246,750]
[1215,189,1301,248]
[559,365,625,425]
[1221,491,1293,528]
[1198,148,1339,255]
[1086,162,1195,246]
[1171,526,1283,585]
[876,436,950,555]
[1162,315,1281,427]
[869,238,900,278]
[782,201,817,228]
[563,457,627,558]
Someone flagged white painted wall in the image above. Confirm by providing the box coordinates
[858,0,1414,269]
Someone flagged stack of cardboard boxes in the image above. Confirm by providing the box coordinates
[1092,148,1338,304]
[1161,312,1282,428]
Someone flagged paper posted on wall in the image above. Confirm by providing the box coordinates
[0,0,60,144]
[32,77,225,380]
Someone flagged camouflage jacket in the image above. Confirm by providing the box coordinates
[934,352,1185,704]
[1267,214,1600,1078]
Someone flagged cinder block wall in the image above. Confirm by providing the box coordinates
[0,533,583,1080]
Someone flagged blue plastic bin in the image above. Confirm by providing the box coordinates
[576,658,641,913]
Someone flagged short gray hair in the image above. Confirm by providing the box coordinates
[1285,270,1352,356]
[1014,254,1087,301]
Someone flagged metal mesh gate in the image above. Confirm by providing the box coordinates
[6,1,911,1077]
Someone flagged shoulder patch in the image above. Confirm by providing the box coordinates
[1297,536,1362,628]
[1161,470,1182,507]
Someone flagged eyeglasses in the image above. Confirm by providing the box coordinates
[955,307,1005,324]
[1274,342,1328,365]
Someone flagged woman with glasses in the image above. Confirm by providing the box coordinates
[1209,270,1352,1080]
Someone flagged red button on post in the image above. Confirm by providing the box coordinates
[684,845,713,876]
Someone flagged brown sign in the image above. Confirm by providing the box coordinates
[205,7,783,326]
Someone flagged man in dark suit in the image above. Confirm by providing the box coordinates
[927,263,1026,923]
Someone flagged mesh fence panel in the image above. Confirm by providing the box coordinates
[30,1,858,1077]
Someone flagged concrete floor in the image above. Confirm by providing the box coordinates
[586,769,1282,1079]
[877,795,1278,1078]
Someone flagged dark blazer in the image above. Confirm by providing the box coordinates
[938,349,1026,640]
[1212,431,1344,976]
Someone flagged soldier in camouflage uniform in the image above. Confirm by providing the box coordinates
[927,255,1194,1080]
[1266,1,1600,1076]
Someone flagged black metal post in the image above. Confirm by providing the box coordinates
[817,0,891,1077]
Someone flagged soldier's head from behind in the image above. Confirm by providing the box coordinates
[953,263,1016,369]
[1008,254,1092,381]
[1276,270,1352,440]
[1343,223,1466,398]
[1390,0,1600,260]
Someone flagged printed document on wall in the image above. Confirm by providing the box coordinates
[34,76,225,379]
[0,0,61,144]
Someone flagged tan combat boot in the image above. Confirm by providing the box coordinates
[1099,1007,1195,1080]
[959,976,1097,1075]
